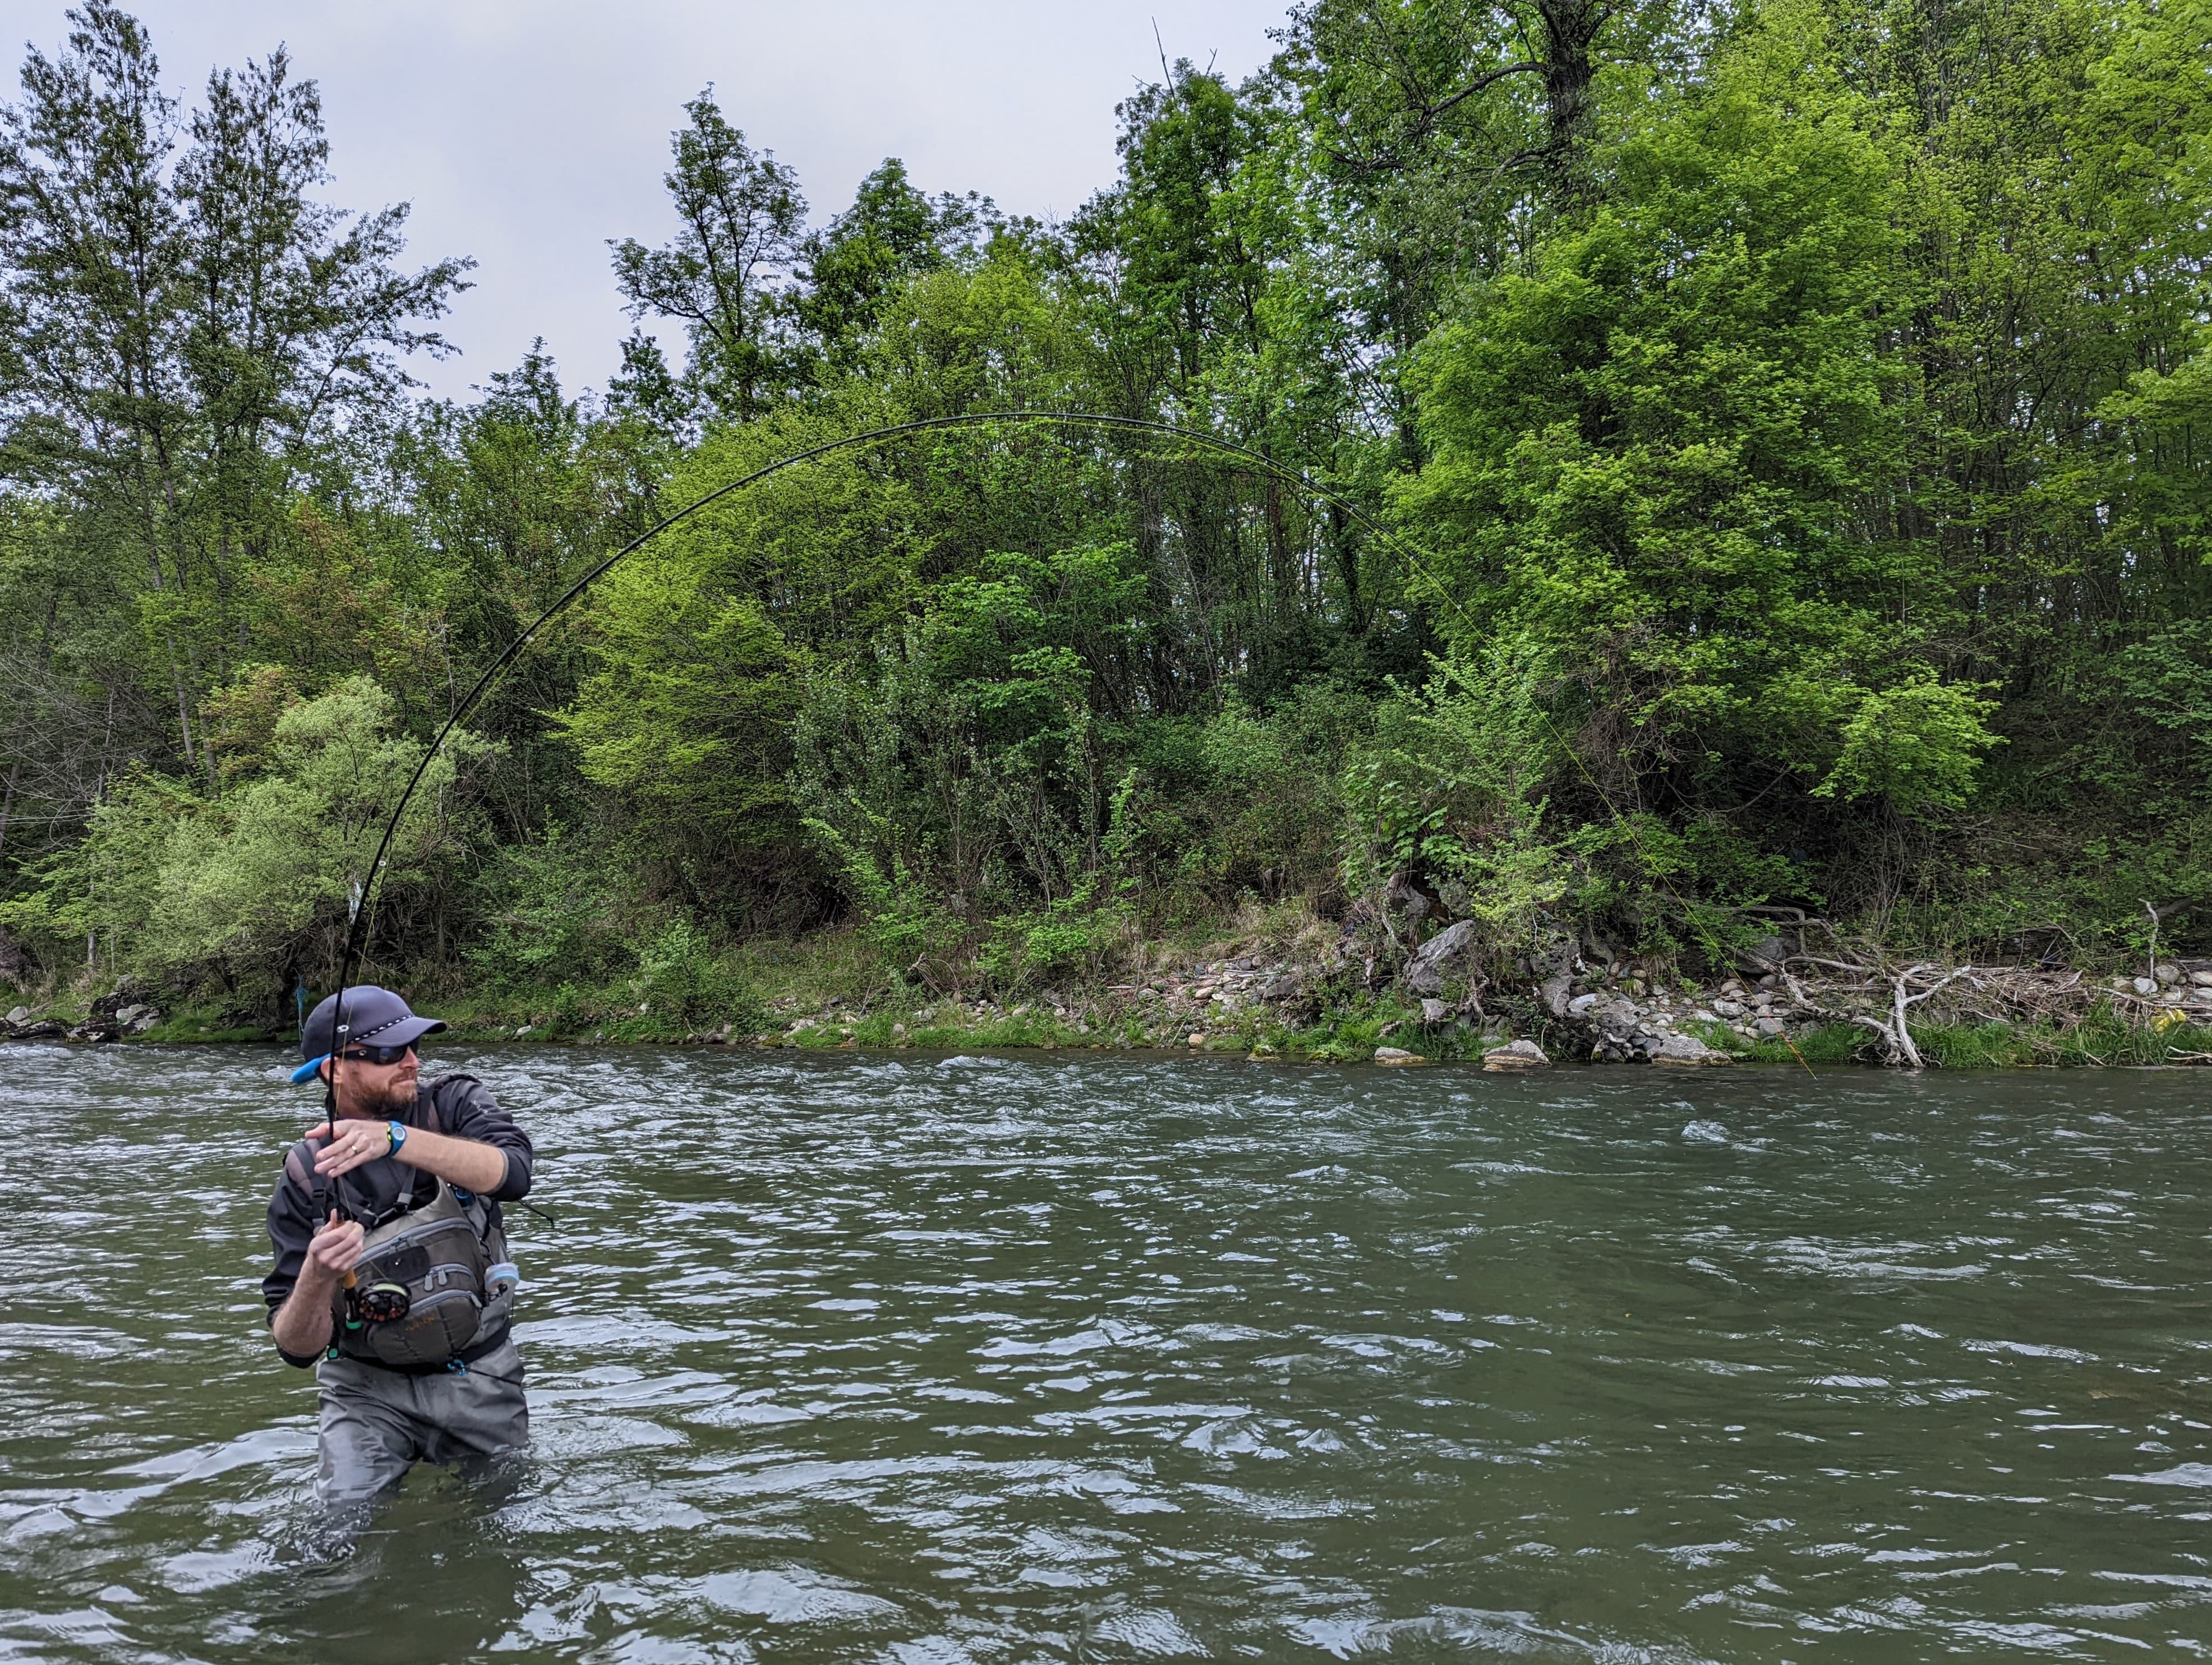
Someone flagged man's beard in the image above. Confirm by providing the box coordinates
[380,1074,418,1114]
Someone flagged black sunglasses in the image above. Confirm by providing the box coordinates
[335,1040,418,1067]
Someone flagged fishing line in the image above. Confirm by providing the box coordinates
[316,408,1725,1060]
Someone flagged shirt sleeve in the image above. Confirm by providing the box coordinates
[262,1145,325,1368]
[432,1074,534,1202]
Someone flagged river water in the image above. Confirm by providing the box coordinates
[2,1044,2209,1661]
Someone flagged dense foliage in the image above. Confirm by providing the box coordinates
[2,0,2206,1016]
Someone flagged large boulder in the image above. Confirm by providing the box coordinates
[1518,933,1577,980]
[1482,1039,1550,1072]
[1384,872,1434,929]
[89,976,145,1020]
[1735,933,1796,975]
[1580,996,1647,1063]
[1404,919,1480,998]
[1643,1032,1733,1067]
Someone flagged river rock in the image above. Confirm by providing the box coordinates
[1404,920,1480,997]
[1482,1039,1550,1072]
[1643,1032,1732,1067]
[1577,995,1648,1063]
[1713,998,1746,1018]
[1529,933,1578,981]
[9,1017,66,1040]
[1754,1016,1786,1037]
[1372,1045,1426,1066]
[6,1006,28,1026]
[1385,873,1433,927]
[1736,933,1794,974]
[2155,962,2183,985]
[1420,998,1451,1026]
[2133,977,2158,996]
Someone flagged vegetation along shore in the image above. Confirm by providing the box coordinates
[2,0,2209,1069]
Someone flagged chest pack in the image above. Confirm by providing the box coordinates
[325,1177,516,1369]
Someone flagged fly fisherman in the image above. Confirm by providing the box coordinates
[262,986,535,1504]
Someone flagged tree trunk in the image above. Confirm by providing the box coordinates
[0,759,19,866]
[1536,0,1603,211]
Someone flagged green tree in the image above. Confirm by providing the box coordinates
[798,158,988,372]
[1403,7,1978,857]
[0,675,495,994]
[609,90,807,422]
[0,3,468,789]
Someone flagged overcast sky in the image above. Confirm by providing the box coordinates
[0,0,1292,402]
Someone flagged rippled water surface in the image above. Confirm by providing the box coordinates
[3,1045,2211,1661]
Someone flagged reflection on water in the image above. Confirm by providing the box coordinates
[2,1043,2210,1661]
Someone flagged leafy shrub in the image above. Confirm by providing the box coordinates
[471,823,630,987]
[633,919,761,1031]
[1340,646,1569,958]
[1,676,496,995]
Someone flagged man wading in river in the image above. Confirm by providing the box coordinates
[262,987,534,1503]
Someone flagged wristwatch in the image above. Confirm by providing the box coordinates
[386,1120,408,1157]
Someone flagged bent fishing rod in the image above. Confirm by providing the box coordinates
[312,408,1473,1122]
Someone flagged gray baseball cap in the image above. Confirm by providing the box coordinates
[291,985,446,1083]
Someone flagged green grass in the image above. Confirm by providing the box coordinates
[1734,1015,2212,1068]
[432,983,2212,1072]
[1744,1023,1867,1066]
[133,1013,270,1044]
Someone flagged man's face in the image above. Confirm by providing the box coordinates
[328,1045,420,1117]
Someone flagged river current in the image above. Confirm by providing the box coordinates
[1,1043,2209,1661]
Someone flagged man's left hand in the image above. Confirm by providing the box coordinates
[306,1117,395,1178]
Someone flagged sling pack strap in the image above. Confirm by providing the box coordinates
[288,1139,436,1229]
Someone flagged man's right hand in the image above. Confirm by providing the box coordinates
[271,1210,363,1360]
[300,1210,363,1290]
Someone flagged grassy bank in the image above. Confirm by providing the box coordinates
[16,920,2212,1071]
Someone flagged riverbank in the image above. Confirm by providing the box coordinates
[6,908,2211,1069]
